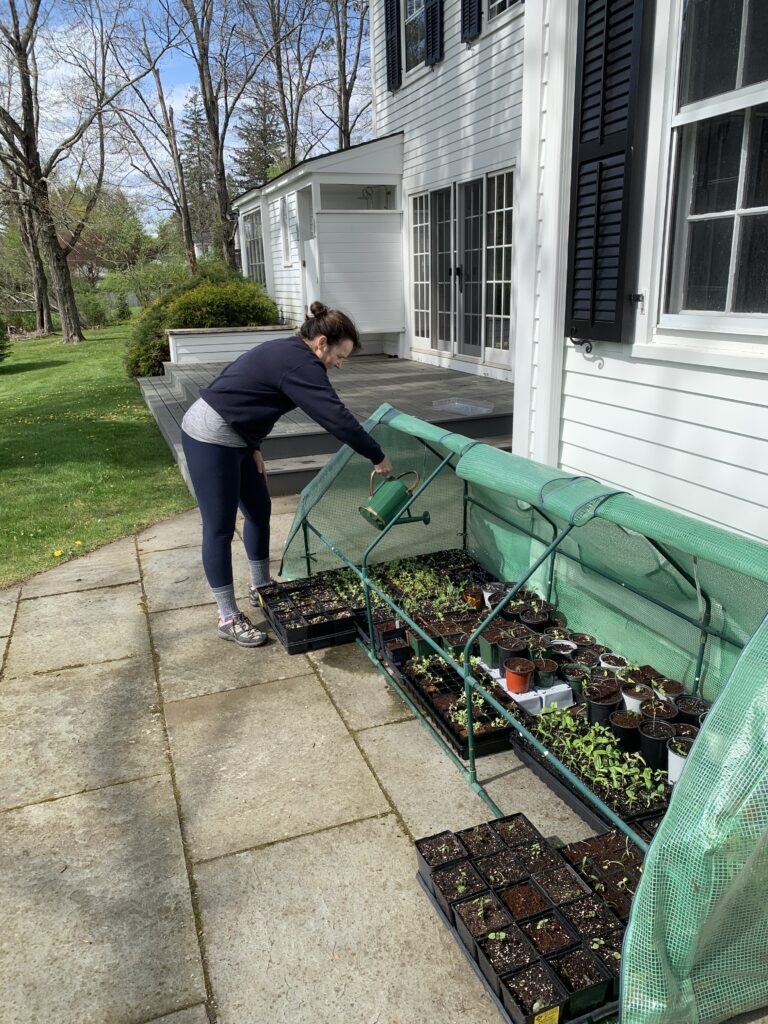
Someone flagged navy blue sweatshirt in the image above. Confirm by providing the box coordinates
[200,335,385,464]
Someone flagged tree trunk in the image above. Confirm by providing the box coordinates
[16,196,53,334]
[33,183,84,342]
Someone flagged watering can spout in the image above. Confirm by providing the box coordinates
[359,470,423,530]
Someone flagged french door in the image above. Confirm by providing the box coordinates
[411,170,514,365]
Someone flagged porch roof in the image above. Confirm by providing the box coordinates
[231,132,404,210]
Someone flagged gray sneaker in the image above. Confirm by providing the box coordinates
[249,582,276,607]
[217,612,268,647]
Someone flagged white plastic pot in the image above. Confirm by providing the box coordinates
[667,736,693,784]
[621,682,655,714]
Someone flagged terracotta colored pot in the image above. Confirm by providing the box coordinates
[504,657,535,694]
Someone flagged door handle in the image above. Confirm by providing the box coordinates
[455,265,463,293]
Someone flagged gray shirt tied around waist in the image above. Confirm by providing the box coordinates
[182,397,247,447]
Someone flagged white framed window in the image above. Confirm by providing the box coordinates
[411,194,430,339]
[404,0,425,72]
[409,170,514,358]
[663,0,768,323]
[485,170,514,350]
[280,196,291,265]
[488,0,519,22]
[243,209,266,288]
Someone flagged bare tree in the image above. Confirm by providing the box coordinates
[324,0,370,150]
[160,0,274,270]
[115,27,199,272]
[0,0,160,341]
[243,0,332,168]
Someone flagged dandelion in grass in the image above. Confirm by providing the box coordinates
[53,550,63,557]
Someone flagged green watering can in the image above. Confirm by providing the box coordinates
[359,470,426,530]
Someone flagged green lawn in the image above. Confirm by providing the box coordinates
[0,323,195,587]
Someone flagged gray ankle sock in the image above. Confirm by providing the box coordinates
[248,558,271,588]
[212,585,238,621]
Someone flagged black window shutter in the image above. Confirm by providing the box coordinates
[461,0,482,43]
[425,0,444,66]
[384,0,402,91]
[565,0,655,344]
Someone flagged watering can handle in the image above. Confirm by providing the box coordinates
[368,469,421,497]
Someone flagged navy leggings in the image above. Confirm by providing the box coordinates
[181,431,271,589]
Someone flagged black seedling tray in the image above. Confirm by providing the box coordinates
[261,600,356,655]
[418,873,619,1024]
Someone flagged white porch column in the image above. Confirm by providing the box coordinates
[513,0,578,466]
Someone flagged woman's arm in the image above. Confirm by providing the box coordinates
[280,361,389,466]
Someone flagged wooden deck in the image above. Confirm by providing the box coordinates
[139,356,513,495]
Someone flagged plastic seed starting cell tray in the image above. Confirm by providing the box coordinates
[417,873,619,1024]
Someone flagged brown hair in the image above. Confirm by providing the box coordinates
[299,301,361,350]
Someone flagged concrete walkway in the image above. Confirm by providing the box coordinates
[0,502,765,1024]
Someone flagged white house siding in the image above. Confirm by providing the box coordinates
[266,192,304,326]
[315,212,404,334]
[559,349,768,543]
[371,0,526,367]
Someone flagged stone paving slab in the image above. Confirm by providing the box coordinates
[138,510,203,553]
[140,545,251,613]
[3,582,147,679]
[0,654,164,811]
[0,777,205,1024]
[358,718,594,845]
[144,1007,210,1024]
[196,815,502,1024]
[308,643,414,732]
[0,586,19,636]
[152,604,305,703]
[165,674,389,863]
[21,538,140,599]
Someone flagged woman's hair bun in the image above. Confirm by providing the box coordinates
[310,300,329,318]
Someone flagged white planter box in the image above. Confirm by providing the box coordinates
[167,325,295,364]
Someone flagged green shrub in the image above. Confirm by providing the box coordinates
[76,289,112,329]
[113,293,131,323]
[125,275,278,378]
[165,280,277,329]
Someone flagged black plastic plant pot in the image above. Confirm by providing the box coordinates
[639,697,679,724]
[491,813,544,848]
[475,848,529,890]
[560,664,591,696]
[456,822,507,859]
[584,684,622,726]
[497,637,530,665]
[588,929,624,1001]
[533,864,592,907]
[500,960,569,1024]
[548,946,612,1018]
[454,892,513,960]
[518,909,579,960]
[674,693,712,726]
[415,831,467,888]
[639,719,675,771]
[431,860,487,925]
[520,608,550,632]
[608,709,642,752]
[476,925,539,998]
[498,879,551,921]
[560,895,623,940]
[383,640,411,667]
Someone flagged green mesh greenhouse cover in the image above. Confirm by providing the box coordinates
[280,403,768,1024]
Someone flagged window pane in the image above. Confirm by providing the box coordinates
[745,106,768,208]
[685,218,734,310]
[744,0,768,87]
[734,214,768,311]
[690,112,744,214]
[405,11,425,71]
[679,0,743,106]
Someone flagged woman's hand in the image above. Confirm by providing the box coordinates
[253,450,267,479]
[374,456,393,478]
